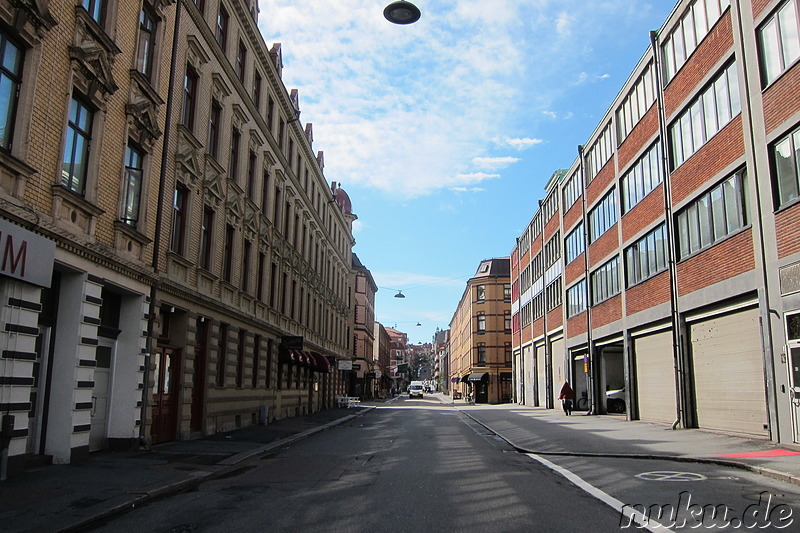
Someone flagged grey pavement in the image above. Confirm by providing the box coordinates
[3,393,800,532]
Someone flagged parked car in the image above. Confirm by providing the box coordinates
[606,388,626,413]
[408,381,424,398]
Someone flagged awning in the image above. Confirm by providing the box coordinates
[467,372,489,382]
[309,351,331,373]
[279,349,313,367]
[460,374,470,383]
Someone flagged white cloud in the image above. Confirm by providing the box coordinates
[494,136,544,150]
[450,187,486,192]
[472,156,520,169]
[352,219,364,233]
[542,111,557,119]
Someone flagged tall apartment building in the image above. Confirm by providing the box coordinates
[0,0,357,477]
[385,326,407,390]
[373,321,390,398]
[450,258,512,404]
[433,328,449,393]
[350,252,376,398]
[511,0,800,444]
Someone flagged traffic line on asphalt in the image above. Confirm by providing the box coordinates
[525,453,676,533]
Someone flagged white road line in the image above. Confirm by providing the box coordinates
[526,453,676,533]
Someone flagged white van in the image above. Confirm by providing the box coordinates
[408,381,424,398]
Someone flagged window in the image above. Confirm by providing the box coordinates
[199,206,214,270]
[229,128,240,181]
[242,239,251,292]
[0,32,22,151]
[136,7,157,80]
[477,344,486,365]
[663,0,731,81]
[542,191,558,222]
[216,322,228,387]
[193,0,205,12]
[181,66,198,131]
[267,95,275,132]
[621,142,663,213]
[82,0,106,24]
[223,224,234,283]
[216,5,229,49]
[544,231,561,267]
[208,99,221,158]
[588,188,617,242]
[252,335,260,388]
[170,184,188,254]
[616,62,657,142]
[257,252,265,300]
[260,169,271,213]
[253,71,262,108]
[772,125,800,207]
[562,171,582,212]
[476,285,485,301]
[669,62,740,168]
[62,97,94,195]
[545,277,562,311]
[585,123,614,181]
[477,313,486,332]
[625,224,668,286]
[236,40,247,81]
[504,310,512,332]
[565,223,585,264]
[121,144,143,227]
[759,0,800,86]
[504,283,511,301]
[247,150,256,198]
[676,171,747,259]
[567,279,587,318]
[591,258,620,305]
[236,329,245,388]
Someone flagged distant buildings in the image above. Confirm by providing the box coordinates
[510,0,800,444]
[449,258,512,403]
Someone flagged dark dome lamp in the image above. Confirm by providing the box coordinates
[394,290,406,298]
[384,1,421,25]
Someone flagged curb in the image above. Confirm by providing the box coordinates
[457,409,800,489]
[56,406,374,533]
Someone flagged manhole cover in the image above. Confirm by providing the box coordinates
[636,471,707,482]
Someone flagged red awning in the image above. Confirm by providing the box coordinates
[310,351,331,373]
[279,349,313,367]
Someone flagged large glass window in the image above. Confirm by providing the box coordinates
[0,32,22,151]
[772,125,800,207]
[223,223,234,283]
[565,223,585,264]
[199,206,214,270]
[181,66,198,131]
[669,62,740,168]
[759,0,800,86]
[676,171,747,259]
[62,97,93,195]
[567,279,587,318]
[216,5,229,50]
[562,171,582,211]
[625,224,668,287]
[82,0,106,24]
[591,257,620,305]
[621,143,663,213]
[170,183,188,254]
[663,0,731,81]
[585,124,614,181]
[236,40,247,82]
[121,144,143,226]
[616,62,657,142]
[208,99,221,158]
[588,188,617,242]
[136,7,157,80]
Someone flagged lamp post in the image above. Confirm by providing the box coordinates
[384,1,421,25]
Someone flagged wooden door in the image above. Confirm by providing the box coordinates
[151,347,180,444]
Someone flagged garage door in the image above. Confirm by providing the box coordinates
[550,337,565,409]
[689,307,768,437]
[633,329,676,425]
[536,343,546,407]
[523,344,535,407]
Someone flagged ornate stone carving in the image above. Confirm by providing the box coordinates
[69,9,121,106]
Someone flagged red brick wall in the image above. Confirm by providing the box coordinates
[591,294,622,328]
[567,313,588,336]
[565,256,585,285]
[664,11,733,118]
[763,63,800,134]
[521,326,532,344]
[533,319,543,338]
[752,0,771,18]
[547,306,563,329]
[545,210,560,239]
[617,105,659,170]
[588,226,619,269]
[677,229,755,296]
[670,116,745,205]
[776,204,800,258]
[586,157,617,206]
[621,186,665,243]
[563,201,582,231]
[626,270,670,316]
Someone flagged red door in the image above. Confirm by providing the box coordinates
[151,347,180,444]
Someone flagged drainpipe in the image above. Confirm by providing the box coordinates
[649,30,685,431]
[578,145,594,415]
[142,0,183,444]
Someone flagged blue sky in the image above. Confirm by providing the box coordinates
[259,1,676,344]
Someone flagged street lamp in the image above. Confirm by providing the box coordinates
[394,290,405,298]
[384,1,421,25]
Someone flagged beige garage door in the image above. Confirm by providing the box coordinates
[633,330,676,425]
[536,343,546,407]
[689,307,768,437]
[550,337,565,409]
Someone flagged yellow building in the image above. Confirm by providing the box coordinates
[450,258,512,403]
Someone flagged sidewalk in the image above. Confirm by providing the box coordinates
[0,405,375,533]
[436,393,800,487]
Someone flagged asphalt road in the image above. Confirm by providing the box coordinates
[88,397,626,532]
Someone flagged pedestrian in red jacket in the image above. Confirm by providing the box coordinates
[559,381,575,416]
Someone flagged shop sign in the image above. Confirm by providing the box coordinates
[0,219,55,288]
